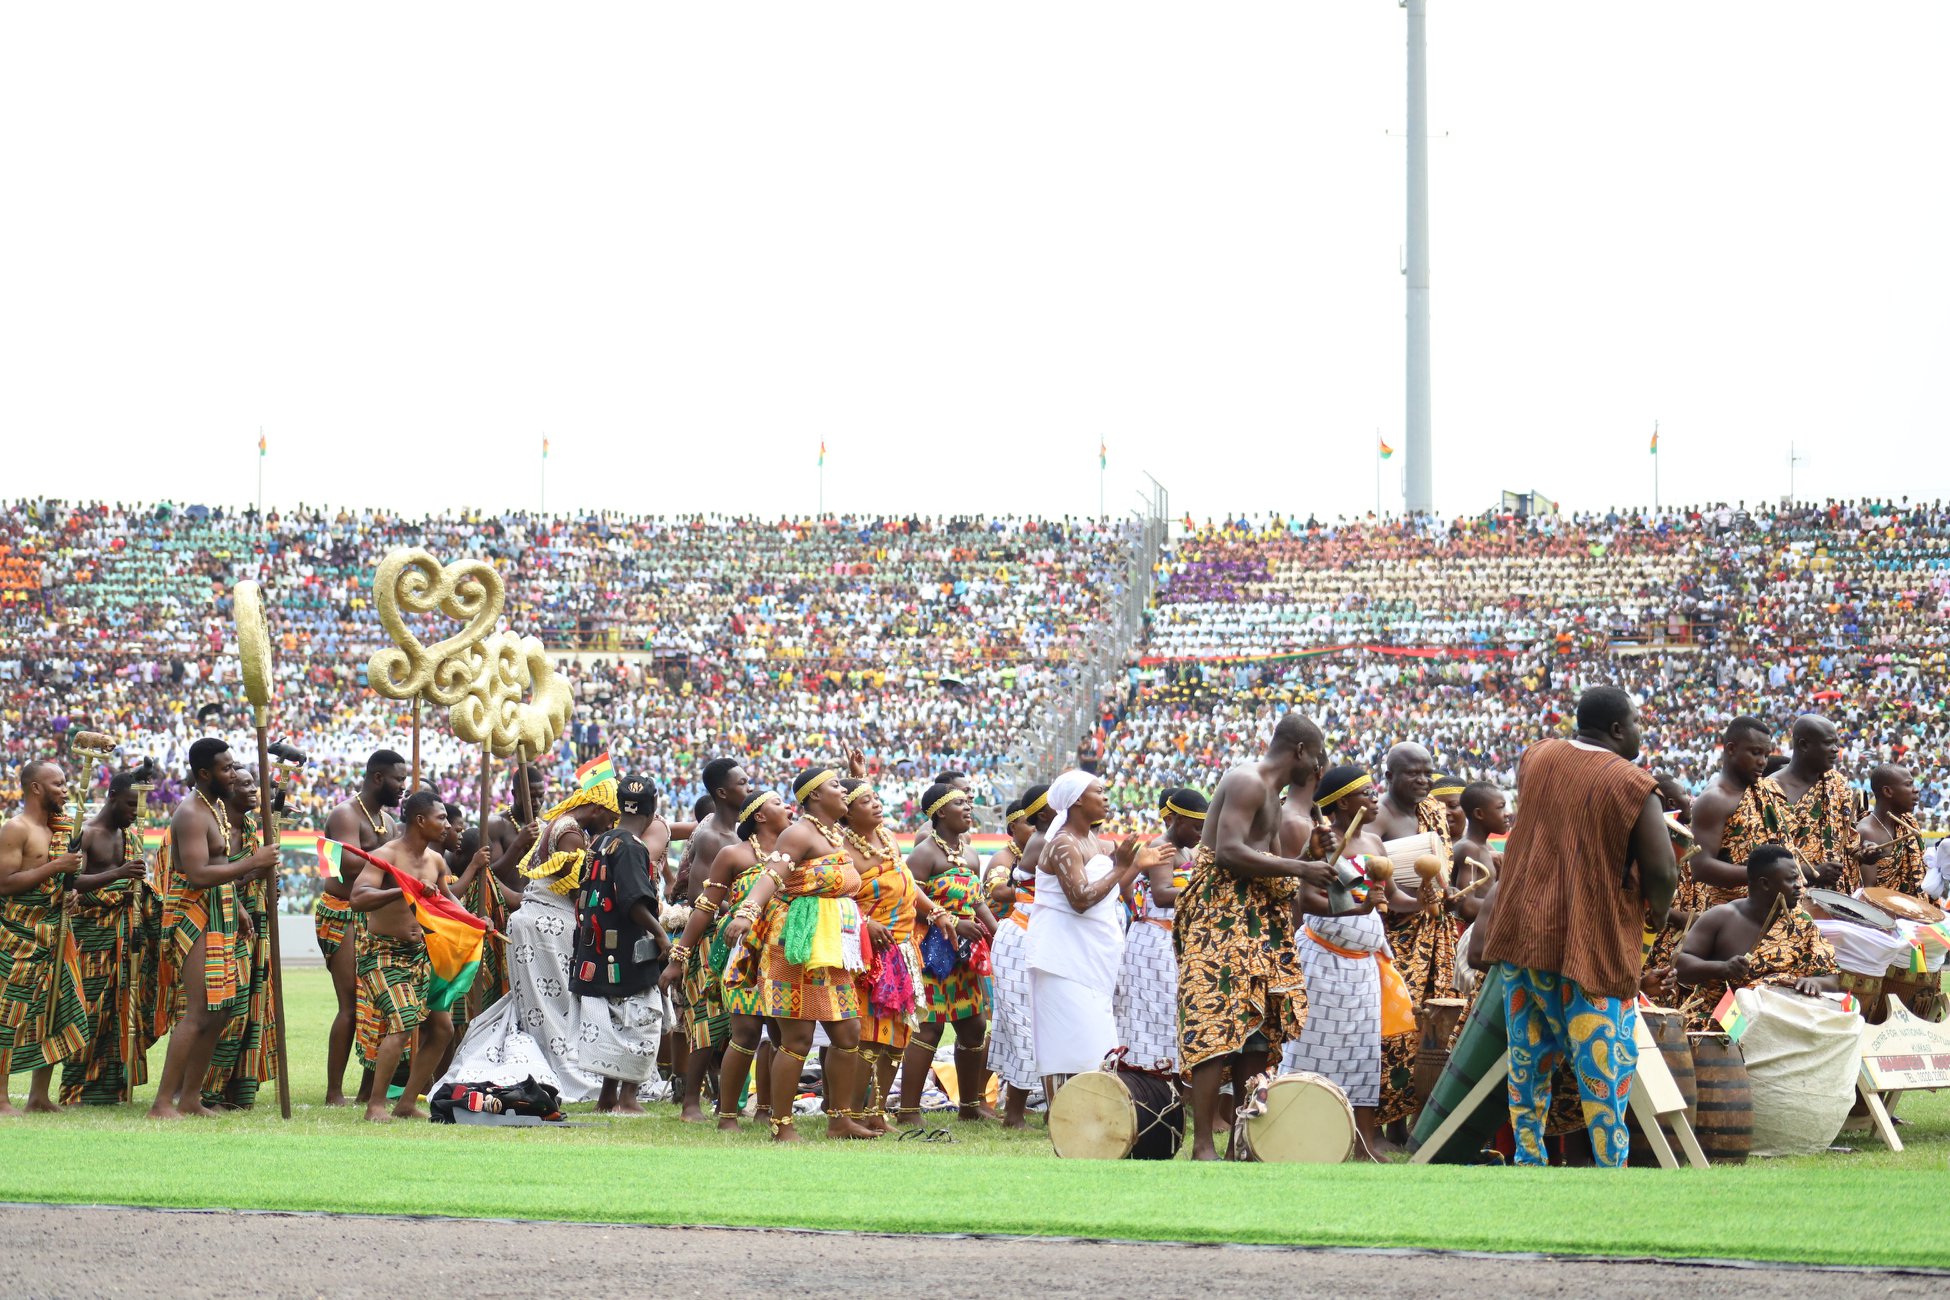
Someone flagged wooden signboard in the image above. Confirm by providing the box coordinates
[1853,998,1950,1153]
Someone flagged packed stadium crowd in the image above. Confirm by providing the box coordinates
[1097,498,1950,830]
[0,500,1135,834]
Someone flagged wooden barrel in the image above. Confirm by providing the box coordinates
[1626,1008,1697,1165]
[1412,998,1466,1110]
[1687,1032,1752,1164]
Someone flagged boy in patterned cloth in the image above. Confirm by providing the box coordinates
[351,791,459,1123]
[1113,787,1205,1075]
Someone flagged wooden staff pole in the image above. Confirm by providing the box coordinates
[467,745,497,1021]
[411,698,422,792]
[255,723,293,1119]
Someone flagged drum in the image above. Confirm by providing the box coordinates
[1049,1069,1184,1160]
[1413,998,1466,1106]
[1801,889,1897,932]
[1881,970,1949,1024]
[1409,964,1508,1162]
[1862,887,1945,925]
[1234,1072,1356,1163]
[1838,969,1887,1022]
[1626,1007,1697,1165]
[1687,1032,1752,1164]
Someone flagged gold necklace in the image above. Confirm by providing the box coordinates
[354,795,384,837]
[930,830,970,869]
[198,789,232,845]
[808,817,844,848]
[844,824,897,862]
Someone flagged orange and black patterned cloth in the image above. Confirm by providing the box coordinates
[1784,770,1861,894]
[1174,844,1306,1071]
[1707,778,1792,907]
[1379,797,1456,1124]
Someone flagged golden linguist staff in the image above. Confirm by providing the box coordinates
[235,581,294,1120]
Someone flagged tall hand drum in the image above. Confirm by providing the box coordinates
[1049,1069,1184,1160]
[1233,1071,1357,1163]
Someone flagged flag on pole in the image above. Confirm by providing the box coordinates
[542,436,550,459]
[819,439,826,467]
[1378,437,1395,460]
[1649,427,1659,455]
[257,433,267,458]
[314,838,343,881]
[1099,439,1107,470]
[576,751,617,791]
[1712,989,1750,1043]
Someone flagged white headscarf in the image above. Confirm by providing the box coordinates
[1045,769,1096,829]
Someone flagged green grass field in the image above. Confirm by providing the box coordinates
[2,968,1947,1267]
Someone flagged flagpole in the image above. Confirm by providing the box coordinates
[540,435,547,514]
[256,427,264,517]
[1652,420,1660,511]
[1375,428,1382,521]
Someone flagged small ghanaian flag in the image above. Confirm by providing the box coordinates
[542,436,550,459]
[576,751,617,791]
[1649,427,1659,455]
[818,439,826,467]
[1378,437,1394,460]
[257,433,267,457]
[315,837,344,881]
[1712,989,1750,1043]
[1099,439,1107,470]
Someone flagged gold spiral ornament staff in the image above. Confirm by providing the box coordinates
[365,548,506,789]
[232,579,293,1120]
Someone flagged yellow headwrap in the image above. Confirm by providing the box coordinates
[515,777,619,895]
[1164,797,1206,820]
[1314,772,1372,810]
[738,791,779,824]
[925,788,964,819]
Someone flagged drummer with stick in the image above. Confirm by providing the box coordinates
[1675,844,1841,1034]
[0,759,93,1112]
[1856,765,1924,896]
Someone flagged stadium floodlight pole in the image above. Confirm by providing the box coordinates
[1402,0,1434,517]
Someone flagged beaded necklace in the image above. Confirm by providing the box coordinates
[807,817,845,848]
[930,830,973,871]
[198,789,232,846]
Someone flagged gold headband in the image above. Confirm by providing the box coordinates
[1429,781,1464,797]
[1006,806,1031,825]
[1020,792,1049,819]
[1314,772,1372,810]
[795,769,836,802]
[844,783,874,805]
[1164,798,1206,820]
[738,791,778,823]
[925,789,963,819]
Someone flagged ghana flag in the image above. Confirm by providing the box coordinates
[576,751,617,791]
[1712,989,1751,1044]
[315,837,344,881]
[325,838,490,1012]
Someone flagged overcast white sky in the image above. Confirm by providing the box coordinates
[3,3,1945,524]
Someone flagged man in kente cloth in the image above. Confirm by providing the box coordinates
[351,791,472,1122]
[673,756,751,1123]
[0,760,91,1113]
[1857,765,1925,896]
[1175,713,1334,1161]
[320,748,407,1107]
[1687,716,1792,909]
[200,766,279,1109]
[1676,843,1840,1034]
[1772,714,1862,892]
[1479,687,1676,1168]
[148,739,279,1119]
[571,775,670,1114]
[62,766,162,1105]
[1370,741,1455,1131]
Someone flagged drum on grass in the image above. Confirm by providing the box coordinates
[1687,1031,1752,1164]
[1626,1007,1697,1165]
[1234,1072,1356,1164]
[1413,998,1466,1108]
[1049,1069,1184,1160]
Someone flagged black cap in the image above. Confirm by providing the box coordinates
[617,775,655,816]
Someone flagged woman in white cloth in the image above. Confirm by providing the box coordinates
[1026,771,1157,1098]
[439,777,620,1104]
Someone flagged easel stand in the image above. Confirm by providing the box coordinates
[1411,1014,1707,1168]
[1850,997,1950,1154]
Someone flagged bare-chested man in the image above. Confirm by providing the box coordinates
[1856,764,1921,895]
[63,766,159,1105]
[1371,741,1454,1133]
[1174,712,1335,1160]
[673,756,754,1123]
[1371,742,1437,843]
[350,790,472,1122]
[1688,717,1792,908]
[0,760,92,1112]
[320,749,407,1107]
[147,739,279,1119]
